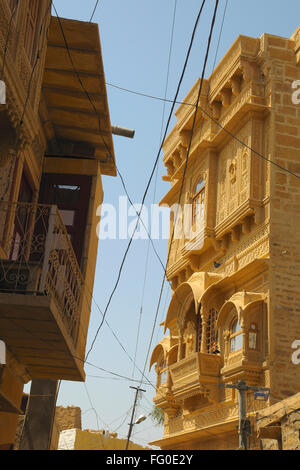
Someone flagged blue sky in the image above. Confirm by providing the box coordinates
[39,0,300,448]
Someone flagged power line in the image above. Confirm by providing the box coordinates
[106,84,300,182]
[83,381,109,430]
[211,0,228,74]
[52,3,113,164]
[51,4,160,366]
[85,0,208,361]
[89,0,100,22]
[51,4,165,386]
[132,0,178,380]
[86,374,154,385]
[50,2,184,372]
[117,167,165,272]
[139,0,220,386]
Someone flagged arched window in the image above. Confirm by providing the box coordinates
[192,178,205,228]
[206,308,218,353]
[230,319,242,352]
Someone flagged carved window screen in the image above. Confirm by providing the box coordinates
[206,308,218,353]
[24,0,40,64]
[8,0,18,12]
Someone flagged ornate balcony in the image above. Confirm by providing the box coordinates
[0,202,85,381]
[169,352,223,405]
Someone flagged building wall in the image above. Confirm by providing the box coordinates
[0,0,115,449]
[256,392,300,450]
[54,406,82,433]
[58,428,150,451]
[267,31,300,400]
[0,0,51,448]
[150,27,300,450]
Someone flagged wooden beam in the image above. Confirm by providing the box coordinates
[44,67,103,78]
[53,123,110,137]
[47,43,99,54]
[258,426,282,440]
[47,105,108,119]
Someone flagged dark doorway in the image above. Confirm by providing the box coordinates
[39,174,91,265]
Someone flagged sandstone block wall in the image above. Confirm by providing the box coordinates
[267,32,300,400]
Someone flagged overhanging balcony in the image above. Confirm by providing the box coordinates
[169,352,223,404]
[0,202,85,381]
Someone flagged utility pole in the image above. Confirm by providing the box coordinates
[125,386,146,450]
[221,381,270,450]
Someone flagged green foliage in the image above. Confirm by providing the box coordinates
[150,406,164,426]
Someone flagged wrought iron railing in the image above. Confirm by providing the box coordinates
[0,201,84,345]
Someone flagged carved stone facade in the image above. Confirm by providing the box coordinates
[150,28,300,450]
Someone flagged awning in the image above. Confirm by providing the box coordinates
[42,17,116,176]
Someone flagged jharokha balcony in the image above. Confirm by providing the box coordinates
[169,352,223,405]
[0,202,85,381]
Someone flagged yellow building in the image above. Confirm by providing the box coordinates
[150,26,300,450]
[0,1,115,449]
[58,429,150,451]
[256,392,300,450]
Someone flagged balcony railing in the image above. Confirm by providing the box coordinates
[0,201,84,345]
[168,352,223,403]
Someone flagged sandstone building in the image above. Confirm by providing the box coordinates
[150,26,300,450]
[256,392,300,450]
[0,0,116,449]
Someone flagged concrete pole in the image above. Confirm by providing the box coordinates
[19,379,58,450]
[125,386,146,450]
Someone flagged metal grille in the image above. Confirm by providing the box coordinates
[206,308,218,353]
[0,201,84,345]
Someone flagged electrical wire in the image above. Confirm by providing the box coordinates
[89,0,100,22]
[106,82,300,182]
[139,0,220,386]
[46,4,168,391]
[50,3,186,373]
[83,381,109,430]
[132,0,178,380]
[85,0,208,361]
[52,3,113,165]
[87,374,154,385]
[211,0,228,74]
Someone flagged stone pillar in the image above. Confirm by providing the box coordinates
[178,333,184,361]
[19,379,58,450]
